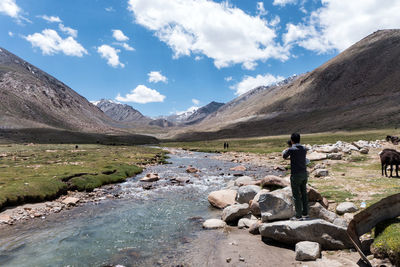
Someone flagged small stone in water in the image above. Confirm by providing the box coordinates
[226,257,232,263]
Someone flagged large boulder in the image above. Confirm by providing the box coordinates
[236,185,260,204]
[250,189,270,216]
[258,187,295,222]
[208,189,237,209]
[308,152,327,161]
[309,202,338,223]
[259,219,353,249]
[203,219,226,229]
[260,175,290,190]
[221,203,250,223]
[295,241,321,261]
[336,202,358,215]
[234,176,254,187]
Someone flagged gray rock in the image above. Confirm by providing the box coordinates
[314,169,329,177]
[238,217,258,229]
[221,203,250,223]
[259,219,353,249]
[336,202,358,215]
[249,221,261,235]
[327,153,342,160]
[359,147,369,154]
[315,146,338,153]
[203,219,226,229]
[62,197,79,205]
[236,185,260,204]
[309,202,338,223]
[259,187,295,222]
[308,152,327,161]
[250,189,270,216]
[333,217,348,228]
[295,241,321,261]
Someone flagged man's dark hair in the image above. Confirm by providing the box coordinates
[291,132,301,144]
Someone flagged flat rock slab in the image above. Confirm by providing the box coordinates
[308,152,327,161]
[203,219,226,229]
[208,189,237,209]
[259,219,353,250]
[309,202,337,223]
[295,241,321,261]
[62,197,80,205]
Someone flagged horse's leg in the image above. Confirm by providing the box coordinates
[390,164,393,177]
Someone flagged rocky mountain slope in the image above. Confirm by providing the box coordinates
[184,101,224,125]
[173,29,400,140]
[94,99,150,124]
[0,48,157,144]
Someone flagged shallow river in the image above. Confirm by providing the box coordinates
[0,149,278,267]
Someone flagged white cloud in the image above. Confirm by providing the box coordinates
[269,15,280,27]
[0,0,21,18]
[112,29,129,42]
[231,73,284,95]
[105,7,115,12]
[225,76,233,82]
[283,0,400,53]
[116,85,165,103]
[8,31,13,37]
[192,99,200,105]
[25,29,87,57]
[97,44,125,68]
[273,0,297,6]
[119,42,134,51]
[256,2,267,16]
[59,24,78,38]
[194,56,202,61]
[128,0,288,69]
[148,71,167,83]
[38,15,62,23]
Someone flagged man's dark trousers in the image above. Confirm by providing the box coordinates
[290,172,308,218]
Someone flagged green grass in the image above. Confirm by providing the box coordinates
[318,187,355,203]
[162,129,389,154]
[372,218,400,266]
[0,144,167,210]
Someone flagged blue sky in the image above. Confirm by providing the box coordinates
[1,0,400,117]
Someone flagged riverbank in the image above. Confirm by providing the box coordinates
[0,143,167,224]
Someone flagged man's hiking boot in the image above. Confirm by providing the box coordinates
[290,216,302,221]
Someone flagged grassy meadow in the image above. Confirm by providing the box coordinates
[0,144,166,210]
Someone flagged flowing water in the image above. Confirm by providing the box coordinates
[0,149,278,267]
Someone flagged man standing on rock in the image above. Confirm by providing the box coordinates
[283,133,309,220]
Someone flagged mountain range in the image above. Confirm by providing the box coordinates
[1,29,400,142]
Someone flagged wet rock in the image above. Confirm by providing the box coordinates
[140,173,159,182]
[336,202,358,215]
[236,185,260,204]
[202,219,226,229]
[295,241,321,261]
[259,219,353,249]
[314,169,329,177]
[230,165,246,172]
[260,175,290,190]
[327,153,342,160]
[234,176,254,187]
[208,189,237,209]
[308,152,327,161]
[309,202,338,223]
[186,167,199,173]
[250,189,270,216]
[221,203,250,223]
[62,197,80,206]
[259,187,295,222]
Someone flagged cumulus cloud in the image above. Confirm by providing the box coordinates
[59,24,78,38]
[25,29,87,57]
[116,85,165,103]
[105,7,115,12]
[128,0,288,69]
[283,0,400,53]
[273,0,297,6]
[38,15,62,23]
[192,99,200,105]
[256,2,268,16]
[0,0,21,18]
[231,73,284,95]
[225,76,233,82]
[97,44,125,68]
[112,29,129,42]
[114,42,135,51]
[148,71,167,83]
